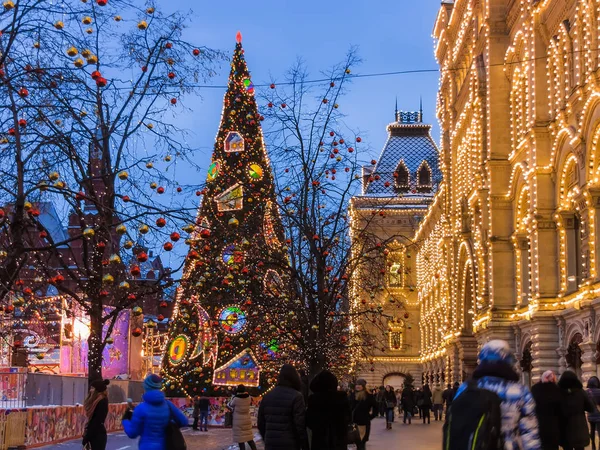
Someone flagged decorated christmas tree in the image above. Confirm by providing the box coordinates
[162,33,289,396]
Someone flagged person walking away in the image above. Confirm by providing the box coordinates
[229,385,258,450]
[559,370,596,450]
[349,379,377,450]
[383,385,397,430]
[431,383,444,421]
[198,394,210,432]
[192,396,201,431]
[442,383,453,419]
[257,364,308,450]
[123,374,188,450]
[376,386,386,417]
[395,389,402,417]
[306,370,350,450]
[587,376,600,450]
[531,370,562,450]
[445,340,541,450]
[82,379,109,450]
[401,382,415,425]
[421,384,433,424]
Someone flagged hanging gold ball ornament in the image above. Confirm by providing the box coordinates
[124,240,134,249]
[139,224,149,234]
[228,217,239,227]
[118,171,128,180]
[54,21,64,30]
[164,155,172,162]
[54,180,65,189]
[102,274,114,284]
[74,58,85,68]
[87,55,98,64]
[119,281,130,290]
[0,250,7,259]
[105,337,114,345]
[36,353,45,360]
[150,182,157,189]
[49,172,60,181]
[3,1,14,9]
[137,21,148,30]
[182,224,195,233]
[146,162,154,169]
[66,47,78,57]
[82,16,93,25]
[33,42,40,49]
[109,254,121,264]
[83,228,95,238]
[114,15,122,21]
[132,306,143,316]
[23,202,32,211]
[115,224,127,235]
[81,49,91,58]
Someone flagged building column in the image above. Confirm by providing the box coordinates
[530,316,560,382]
[457,336,478,381]
[581,340,597,384]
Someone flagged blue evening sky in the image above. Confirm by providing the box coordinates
[161,0,442,171]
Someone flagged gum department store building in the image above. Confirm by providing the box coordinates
[352,0,600,387]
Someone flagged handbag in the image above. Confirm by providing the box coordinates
[166,402,187,450]
[346,402,361,445]
[386,401,395,409]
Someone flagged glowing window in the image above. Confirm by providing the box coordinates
[224,131,245,153]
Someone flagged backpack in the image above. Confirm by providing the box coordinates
[443,381,503,450]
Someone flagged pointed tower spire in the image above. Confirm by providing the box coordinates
[162,36,289,396]
[419,96,423,122]
[395,97,399,122]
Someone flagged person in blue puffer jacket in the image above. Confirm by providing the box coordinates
[454,340,541,450]
[123,374,188,450]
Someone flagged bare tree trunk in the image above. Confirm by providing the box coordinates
[88,302,103,384]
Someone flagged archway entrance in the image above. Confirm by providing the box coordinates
[383,374,405,390]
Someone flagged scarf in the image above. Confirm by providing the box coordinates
[84,390,107,420]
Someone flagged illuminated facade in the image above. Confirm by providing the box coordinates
[350,109,441,387]
[418,0,600,386]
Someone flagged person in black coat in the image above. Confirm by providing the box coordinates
[383,385,397,430]
[349,379,377,450]
[305,370,350,450]
[531,370,562,450]
[587,376,600,450]
[258,364,309,450]
[559,370,596,450]
[82,379,109,450]
[421,384,433,424]
[401,383,415,425]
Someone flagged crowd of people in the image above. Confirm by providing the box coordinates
[80,339,600,450]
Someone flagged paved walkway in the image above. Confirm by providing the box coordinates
[38,417,443,449]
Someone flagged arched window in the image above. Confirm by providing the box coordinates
[417,162,432,192]
[394,161,409,192]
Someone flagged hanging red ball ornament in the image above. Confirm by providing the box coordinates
[163,242,173,251]
[130,265,141,276]
[91,70,101,80]
[170,232,180,242]
[165,42,173,49]
[141,66,147,72]
[131,327,142,337]
[18,87,28,97]
[167,72,175,79]
[404,312,409,319]
[267,102,273,108]
[170,98,177,105]
[357,137,362,142]
[76,191,85,201]
[96,77,107,88]
[137,252,148,262]
[97,0,107,5]
[156,218,166,227]
[177,187,182,193]
[157,186,165,194]
[122,195,130,202]
[281,103,286,108]
[193,49,200,56]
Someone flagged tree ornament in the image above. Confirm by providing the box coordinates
[96,77,107,88]
[97,0,107,5]
[109,254,121,265]
[131,327,143,337]
[193,49,201,56]
[132,306,143,316]
[91,70,101,80]
[170,232,180,241]
[139,224,150,234]
[54,21,64,30]
[83,228,95,238]
[67,47,78,57]
[116,224,127,235]
[118,171,128,180]
[138,21,148,30]
[137,252,148,262]
[164,242,173,251]
[102,274,114,284]
[18,88,29,97]
[130,265,141,277]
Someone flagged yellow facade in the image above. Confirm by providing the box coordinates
[418,0,600,386]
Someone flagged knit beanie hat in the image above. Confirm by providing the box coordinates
[478,339,515,365]
[356,378,367,388]
[143,374,163,392]
[91,378,109,392]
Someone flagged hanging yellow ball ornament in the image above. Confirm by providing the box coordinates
[82,16,93,25]
[83,228,95,238]
[24,202,32,211]
[87,55,98,64]
[102,274,114,284]
[139,224,149,234]
[54,21,64,30]
[36,353,45,360]
[49,172,60,181]
[3,1,14,9]
[137,21,148,30]
[74,58,84,68]
[228,217,239,227]
[109,254,121,264]
[81,49,91,58]
[118,171,128,180]
[146,7,155,14]
[150,182,157,189]
[114,15,122,21]
[182,224,195,233]
[67,47,78,57]
[132,306,143,316]
[146,162,154,169]
[118,281,130,290]
[124,240,134,249]
[105,337,114,345]
[54,181,65,189]
[115,224,127,235]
